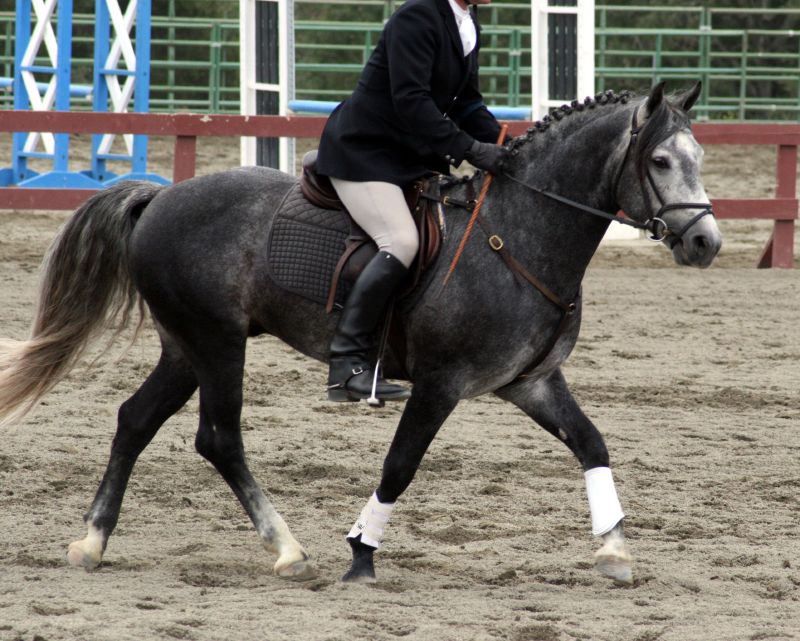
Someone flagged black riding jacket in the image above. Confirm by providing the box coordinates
[316,0,501,186]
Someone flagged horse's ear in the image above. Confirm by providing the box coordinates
[675,81,702,112]
[644,81,667,118]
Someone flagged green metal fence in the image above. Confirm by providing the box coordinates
[596,5,800,120]
[2,3,799,121]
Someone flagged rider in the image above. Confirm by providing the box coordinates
[317,0,509,403]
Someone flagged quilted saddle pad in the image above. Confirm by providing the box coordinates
[267,182,356,307]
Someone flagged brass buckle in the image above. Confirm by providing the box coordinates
[488,235,504,251]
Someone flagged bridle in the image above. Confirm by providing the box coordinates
[502,104,715,248]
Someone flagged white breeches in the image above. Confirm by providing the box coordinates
[330,178,420,268]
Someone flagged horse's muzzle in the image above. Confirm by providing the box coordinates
[669,211,723,268]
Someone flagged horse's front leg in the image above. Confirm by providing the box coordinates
[343,383,459,583]
[495,368,632,583]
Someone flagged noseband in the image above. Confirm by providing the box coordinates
[503,104,714,248]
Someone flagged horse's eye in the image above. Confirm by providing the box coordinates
[652,156,670,170]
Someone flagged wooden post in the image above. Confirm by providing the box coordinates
[758,144,797,268]
[172,135,197,183]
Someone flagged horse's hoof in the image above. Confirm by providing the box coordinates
[342,535,377,583]
[594,539,633,584]
[341,566,377,584]
[274,554,316,581]
[66,539,103,570]
[595,553,633,584]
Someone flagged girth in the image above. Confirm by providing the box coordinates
[299,151,443,312]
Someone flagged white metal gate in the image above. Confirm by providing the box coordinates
[239,0,295,173]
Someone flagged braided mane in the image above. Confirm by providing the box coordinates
[440,87,695,191]
[440,89,633,190]
[506,89,634,155]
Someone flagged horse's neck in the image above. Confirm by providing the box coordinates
[481,113,628,293]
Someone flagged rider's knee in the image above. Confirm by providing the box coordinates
[389,227,419,268]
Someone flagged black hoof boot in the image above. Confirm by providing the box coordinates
[327,357,411,402]
[341,536,377,583]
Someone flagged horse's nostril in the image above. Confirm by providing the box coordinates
[692,234,709,252]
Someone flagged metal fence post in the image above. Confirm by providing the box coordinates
[168,0,176,108]
[597,4,606,93]
[210,22,222,112]
[652,32,662,85]
[511,28,521,107]
[699,9,710,119]
[488,4,498,107]
[739,33,747,121]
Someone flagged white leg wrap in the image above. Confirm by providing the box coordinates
[347,492,395,549]
[585,467,625,537]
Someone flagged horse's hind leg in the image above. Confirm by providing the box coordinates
[495,368,632,583]
[67,339,198,570]
[189,332,314,580]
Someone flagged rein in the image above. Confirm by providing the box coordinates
[501,171,654,234]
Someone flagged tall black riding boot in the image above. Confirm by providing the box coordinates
[327,251,411,402]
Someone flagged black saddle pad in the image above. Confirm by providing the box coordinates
[267,183,355,307]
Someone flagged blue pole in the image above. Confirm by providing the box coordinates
[53,0,73,174]
[131,0,151,177]
[5,0,33,185]
[91,0,111,181]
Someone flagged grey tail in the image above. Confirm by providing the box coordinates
[0,181,163,426]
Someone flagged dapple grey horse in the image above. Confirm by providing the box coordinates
[0,82,721,584]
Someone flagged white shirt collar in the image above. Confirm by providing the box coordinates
[447,0,470,23]
[447,0,476,56]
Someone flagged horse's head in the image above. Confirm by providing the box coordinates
[615,82,722,268]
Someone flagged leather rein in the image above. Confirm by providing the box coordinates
[430,104,715,379]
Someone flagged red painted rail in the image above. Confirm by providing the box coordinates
[1,112,797,267]
[693,123,798,268]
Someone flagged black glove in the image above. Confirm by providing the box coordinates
[463,140,509,174]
